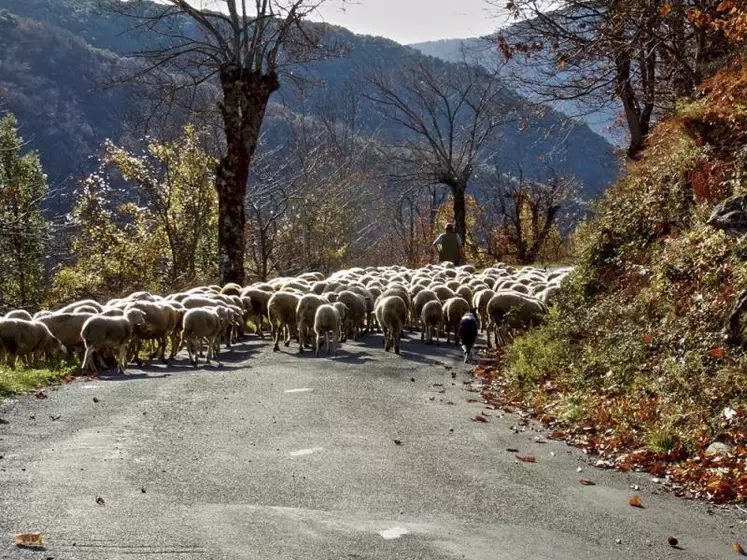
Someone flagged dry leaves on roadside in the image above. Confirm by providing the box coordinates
[734,542,746,556]
[14,533,43,548]
[667,536,679,547]
[35,391,47,400]
[629,495,643,507]
[472,414,489,423]
[95,496,105,505]
[516,455,536,463]
[579,479,596,486]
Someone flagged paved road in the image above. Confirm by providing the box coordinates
[0,333,743,559]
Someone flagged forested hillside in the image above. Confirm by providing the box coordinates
[0,0,617,214]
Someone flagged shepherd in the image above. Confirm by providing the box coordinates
[432,223,464,266]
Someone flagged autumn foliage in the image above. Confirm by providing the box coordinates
[490,57,747,502]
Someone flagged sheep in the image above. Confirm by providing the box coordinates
[313,304,340,357]
[220,283,243,296]
[5,310,33,321]
[124,301,179,364]
[455,285,474,308]
[296,294,327,353]
[36,312,95,357]
[58,299,104,314]
[430,284,455,303]
[332,301,350,341]
[420,300,443,346]
[242,288,272,338]
[336,291,367,341]
[412,289,438,339]
[375,295,407,354]
[80,308,147,374]
[182,308,222,366]
[72,305,100,314]
[0,319,65,368]
[486,291,548,348]
[442,296,471,344]
[472,289,495,332]
[268,292,301,352]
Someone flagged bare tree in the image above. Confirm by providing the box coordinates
[365,56,514,243]
[104,0,342,284]
[492,0,732,158]
[473,163,579,264]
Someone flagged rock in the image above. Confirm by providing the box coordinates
[705,441,733,455]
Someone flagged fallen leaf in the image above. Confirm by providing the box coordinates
[734,543,746,556]
[579,479,596,486]
[629,495,643,507]
[667,536,679,547]
[50,415,61,421]
[0,418,8,424]
[659,3,672,17]
[35,391,47,400]
[472,414,489,423]
[95,496,105,505]
[708,347,726,359]
[62,375,75,383]
[516,455,536,463]
[92,397,99,403]
[14,533,43,548]
[393,439,403,445]
[141,488,146,494]
[506,448,520,453]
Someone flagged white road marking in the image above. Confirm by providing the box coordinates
[284,388,313,393]
[379,527,409,540]
[289,447,323,457]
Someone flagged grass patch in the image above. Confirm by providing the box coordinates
[0,360,79,401]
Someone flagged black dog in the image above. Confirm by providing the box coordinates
[457,312,478,364]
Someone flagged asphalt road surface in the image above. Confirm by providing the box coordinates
[0,332,744,559]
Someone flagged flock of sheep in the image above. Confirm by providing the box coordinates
[0,262,572,373]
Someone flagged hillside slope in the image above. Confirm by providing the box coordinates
[0,0,618,210]
[496,56,747,502]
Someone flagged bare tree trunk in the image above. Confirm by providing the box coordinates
[452,184,468,246]
[216,65,279,284]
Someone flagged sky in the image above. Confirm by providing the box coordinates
[194,1,508,45]
[313,0,506,45]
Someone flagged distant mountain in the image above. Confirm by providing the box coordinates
[0,0,620,211]
[410,35,625,146]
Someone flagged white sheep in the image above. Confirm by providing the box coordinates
[5,310,33,321]
[375,295,407,354]
[268,291,301,352]
[0,319,65,368]
[295,294,327,353]
[420,300,443,346]
[81,308,147,374]
[486,291,548,348]
[182,308,222,366]
[314,304,340,357]
[442,296,471,344]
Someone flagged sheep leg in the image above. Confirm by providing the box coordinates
[272,322,281,352]
[325,331,330,355]
[331,329,338,356]
[283,325,292,347]
[298,322,305,353]
[81,346,96,374]
[485,321,493,348]
[394,324,401,355]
